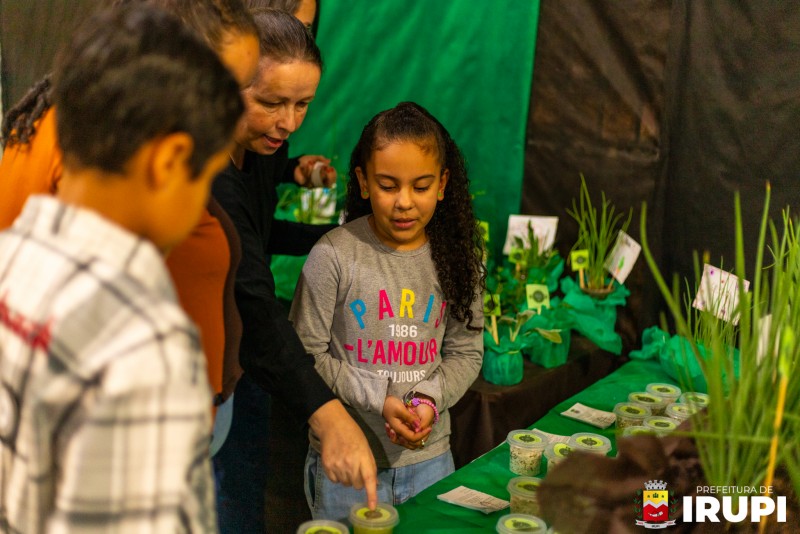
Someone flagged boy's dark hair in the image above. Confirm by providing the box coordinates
[250,8,322,69]
[1,0,255,148]
[52,5,244,175]
[345,102,486,331]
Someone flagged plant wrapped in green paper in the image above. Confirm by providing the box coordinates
[520,298,574,368]
[640,183,800,528]
[481,310,537,386]
[628,325,741,393]
[566,174,632,297]
[559,275,629,354]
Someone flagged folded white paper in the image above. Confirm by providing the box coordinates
[437,486,509,514]
[560,402,616,429]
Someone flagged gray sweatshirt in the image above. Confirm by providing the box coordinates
[289,215,483,468]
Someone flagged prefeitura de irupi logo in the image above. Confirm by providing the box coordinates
[634,480,788,529]
[635,480,678,529]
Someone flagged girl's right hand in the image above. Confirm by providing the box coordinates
[382,395,431,449]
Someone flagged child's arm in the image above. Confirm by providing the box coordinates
[407,296,485,414]
[290,239,390,416]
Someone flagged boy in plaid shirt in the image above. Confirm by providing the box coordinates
[0,4,243,532]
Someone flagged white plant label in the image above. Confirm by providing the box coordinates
[604,230,641,284]
[502,214,558,255]
[692,264,750,324]
[532,429,570,444]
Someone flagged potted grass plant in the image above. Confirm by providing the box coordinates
[565,173,632,298]
[639,184,800,531]
[537,184,800,533]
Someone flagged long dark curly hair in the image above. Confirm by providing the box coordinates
[345,102,485,331]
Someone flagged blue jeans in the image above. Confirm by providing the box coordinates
[304,447,455,524]
[213,374,271,534]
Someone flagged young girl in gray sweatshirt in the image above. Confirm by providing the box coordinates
[290,102,486,523]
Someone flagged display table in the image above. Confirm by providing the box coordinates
[394,358,673,533]
[449,336,618,467]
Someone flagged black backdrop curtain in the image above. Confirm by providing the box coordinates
[523,0,800,350]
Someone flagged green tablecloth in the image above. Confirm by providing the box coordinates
[393,359,674,533]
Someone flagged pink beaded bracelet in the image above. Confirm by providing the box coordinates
[405,395,440,425]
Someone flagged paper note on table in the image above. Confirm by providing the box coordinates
[604,230,641,284]
[561,402,617,429]
[692,264,750,324]
[502,215,558,255]
[532,429,570,443]
[437,486,509,514]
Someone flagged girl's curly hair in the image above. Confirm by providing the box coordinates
[345,101,485,331]
[1,75,52,147]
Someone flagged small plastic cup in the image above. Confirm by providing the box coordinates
[614,402,651,429]
[296,519,350,534]
[665,401,699,422]
[646,382,681,404]
[621,425,654,437]
[544,442,573,470]
[568,432,611,455]
[349,502,399,534]
[507,476,542,516]
[679,391,710,408]
[506,429,547,476]
[628,391,667,416]
[644,416,678,436]
[496,513,548,533]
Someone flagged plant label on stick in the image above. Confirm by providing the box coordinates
[692,264,750,324]
[570,249,589,271]
[526,284,550,312]
[508,246,525,265]
[502,215,558,255]
[604,230,641,284]
[483,294,501,316]
[478,221,490,244]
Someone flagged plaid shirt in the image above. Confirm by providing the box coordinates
[0,196,216,533]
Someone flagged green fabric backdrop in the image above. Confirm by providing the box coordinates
[274,1,541,298]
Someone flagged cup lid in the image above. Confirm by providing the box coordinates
[628,391,666,406]
[666,402,698,418]
[506,429,547,449]
[496,513,547,533]
[679,391,710,407]
[544,442,573,459]
[568,432,611,452]
[646,382,681,397]
[621,425,654,437]
[296,519,349,534]
[644,416,678,431]
[349,502,399,529]
[614,402,651,418]
[507,476,542,497]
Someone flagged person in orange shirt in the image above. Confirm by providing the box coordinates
[0,0,260,451]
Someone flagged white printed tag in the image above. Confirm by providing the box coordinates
[502,215,558,255]
[604,230,641,284]
[532,429,570,443]
[692,264,750,324]
[437,486,509,514]
[560,402,616,429]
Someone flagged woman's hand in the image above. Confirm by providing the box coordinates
[294,155,337,187]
